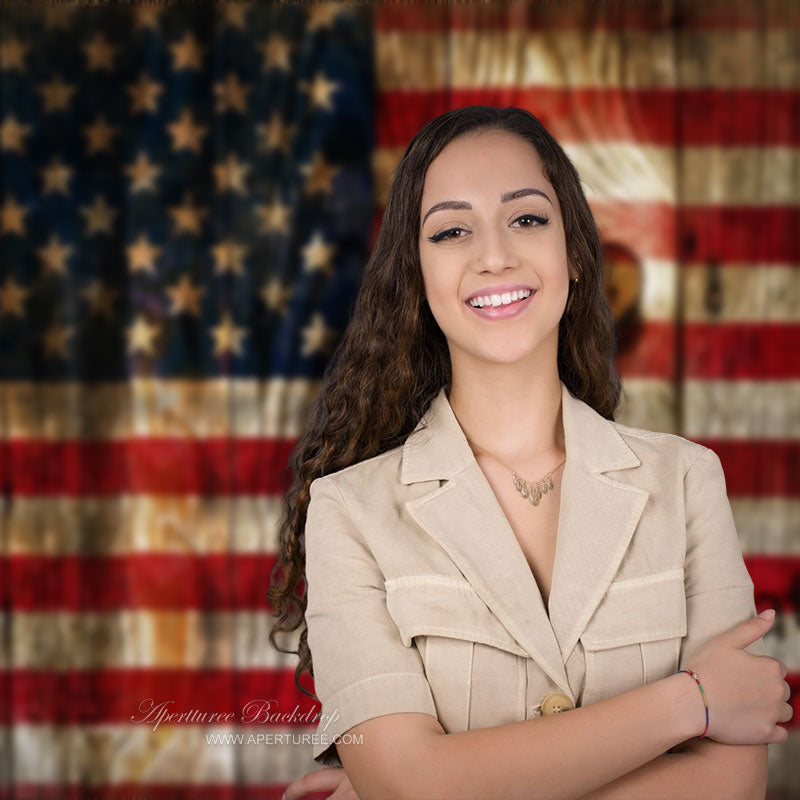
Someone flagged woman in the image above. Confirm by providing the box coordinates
[269,106,791,800]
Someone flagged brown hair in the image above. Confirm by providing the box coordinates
[267,105,620,699]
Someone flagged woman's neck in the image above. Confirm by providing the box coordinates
[447,370,565,471]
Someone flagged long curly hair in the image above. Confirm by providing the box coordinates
[267,105,621,700]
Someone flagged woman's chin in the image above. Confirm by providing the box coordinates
[457,344,545,368]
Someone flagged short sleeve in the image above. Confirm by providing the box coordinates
[679,446,765,671]
[304,476,438,767]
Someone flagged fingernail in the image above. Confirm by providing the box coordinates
[759,608,775,620]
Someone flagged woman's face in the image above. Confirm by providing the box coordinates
[418,129,574,369]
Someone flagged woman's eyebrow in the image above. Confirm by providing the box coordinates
[422,187,553,225]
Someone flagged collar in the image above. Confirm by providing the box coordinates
[401,379,640,484]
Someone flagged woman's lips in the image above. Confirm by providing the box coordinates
[465,290,536,320]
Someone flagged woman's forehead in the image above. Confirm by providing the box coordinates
[426,133,545,183]
[420,133,555,212]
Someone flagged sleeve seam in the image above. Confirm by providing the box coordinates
[332,670,429,696]
[329,475,352,516]
[683,445,711,484]
[325,475,371,550]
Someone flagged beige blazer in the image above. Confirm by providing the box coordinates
[304,380,764,768]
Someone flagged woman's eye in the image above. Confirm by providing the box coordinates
[513,213,549,228]
[427,227,466,243]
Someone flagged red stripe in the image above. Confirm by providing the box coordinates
[374,4,800,31]
[377,88,800,146]
[616,321,677,380]
[683,324,800,379]
[1,438,297,495]
[590,203,799,263]
[746,555,800,613]
[694,440,800,497]
[676,207,800,264]
[2,788,300,800]
[616,322,800,381]
[4,554,282,610]
[0,668,318,725]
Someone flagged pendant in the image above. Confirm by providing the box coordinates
[513,470,554,507]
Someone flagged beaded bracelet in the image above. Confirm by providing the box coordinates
[675,667,709,738]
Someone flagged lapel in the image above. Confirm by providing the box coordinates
[401,380,649,699]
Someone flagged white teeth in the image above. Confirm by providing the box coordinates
[468,288,532,308]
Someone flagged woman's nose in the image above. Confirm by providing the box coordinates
[475,227,520,272]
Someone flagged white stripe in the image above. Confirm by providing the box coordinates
[3,611,302,669]
[564,143,675,204]
[603,261,800,324]
[376,30,800,90]
[3,370,798,442]
[638,258,676,321]
[683,379,800,440]
[683,265,800,323]
[618,378,800,441]
[1,377,321,438]
[9,723,320,783]
[679,146,800,206]
[616,378,679,434]
[731,498,800,555]
[4,495,286,554]
[567,144,800,205]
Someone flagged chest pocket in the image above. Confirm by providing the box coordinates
[580,568,687,705]
[385,576,528,733]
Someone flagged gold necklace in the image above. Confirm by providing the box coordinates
[468,440,566,507]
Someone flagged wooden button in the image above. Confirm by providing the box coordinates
[540,692,574,715]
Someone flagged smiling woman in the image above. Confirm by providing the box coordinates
[268,106,791,800]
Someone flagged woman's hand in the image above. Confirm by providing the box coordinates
[283,766,361,800]
[686,610,792,745]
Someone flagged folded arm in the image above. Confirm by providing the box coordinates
[578,739,768,800]
[579,447,771,800]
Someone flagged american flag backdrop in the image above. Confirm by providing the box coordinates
[0,1,797,798]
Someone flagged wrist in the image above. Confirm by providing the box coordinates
[661,671,708,743]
